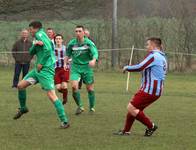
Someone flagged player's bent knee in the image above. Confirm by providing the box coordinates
[62,86,67,90]
[17,84,23,90]
[127,103,139,117]
[56,84,61,90]
[61,84,67,90]
[17,81,28,90]
[56,86,61,91]
[71,81,78,91]
[87,87,94,92]
[86,84,94,91]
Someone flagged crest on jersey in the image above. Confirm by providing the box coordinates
[72,45,89,57]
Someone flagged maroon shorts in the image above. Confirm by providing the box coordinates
[130,90,160,110]
[54,68,70,84]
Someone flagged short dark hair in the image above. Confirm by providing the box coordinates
[76,25,85,30]
[147,37,162,48]
[54,34,64,40]
[29,21,42,29]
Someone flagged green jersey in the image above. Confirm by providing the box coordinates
[66,37,98,65]
[29,28,55,67]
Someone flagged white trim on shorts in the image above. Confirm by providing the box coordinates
[25,77,37,85]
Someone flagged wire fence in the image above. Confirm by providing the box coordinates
[0,47,196,72]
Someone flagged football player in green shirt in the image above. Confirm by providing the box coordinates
[64,25,98,115]
[13,21,69,129]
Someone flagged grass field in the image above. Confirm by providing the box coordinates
[0,67,196,150]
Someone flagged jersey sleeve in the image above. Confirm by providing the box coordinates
[89,41,98,60]
[126,53,154,72]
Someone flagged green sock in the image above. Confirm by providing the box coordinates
[54,99,68,123]
[72,91,83,108]
[88,91,95,109]
[18,89,27,111]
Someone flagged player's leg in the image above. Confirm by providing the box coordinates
[12,63,22,88]
[127,103,158,136]
[56,84,62,92]
[61,82,68,105]
[47,90,69,128]
[54,69,66,103]
[114,90,158,136]
[56,82,68,105]
[114,95,137,135]
[116,103,136,135]
[71,80,84,115]
[83,67,95,112]
[128,91,160,136]
[17,79,31,109]
[60,69,69,105]
[38,69,69,128]
[70,65,84,114]
[86,84,95,112]
[13,79,32,119]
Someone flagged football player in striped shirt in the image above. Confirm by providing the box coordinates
[54,34,70,105]
[114,37,167,136]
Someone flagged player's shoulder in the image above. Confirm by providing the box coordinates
[68,38,77,45]
[151,50,166,62]
[152,50,165,57]
[35,28,46,39]
[84,37,95,46]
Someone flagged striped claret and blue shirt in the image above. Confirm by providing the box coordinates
[54,45,66,68]
[126,50,167,96]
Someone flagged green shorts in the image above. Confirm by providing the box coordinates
[23,66,55,91]
[70,63,94,85]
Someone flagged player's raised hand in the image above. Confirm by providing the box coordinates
[123,65,128,73]
[89,59,96,67]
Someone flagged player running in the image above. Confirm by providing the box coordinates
[54,34,69,105]
[13,21,69,129]
[114,37,167,136]
[64,25,98,115]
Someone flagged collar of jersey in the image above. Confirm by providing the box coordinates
[55,45,66,50]
[36,28,44,33]
[76,37,88,45]
[152,49,165,55]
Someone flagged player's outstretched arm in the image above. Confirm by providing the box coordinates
[123,54,154,72]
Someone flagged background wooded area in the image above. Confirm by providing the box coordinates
[0,0,196,71]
